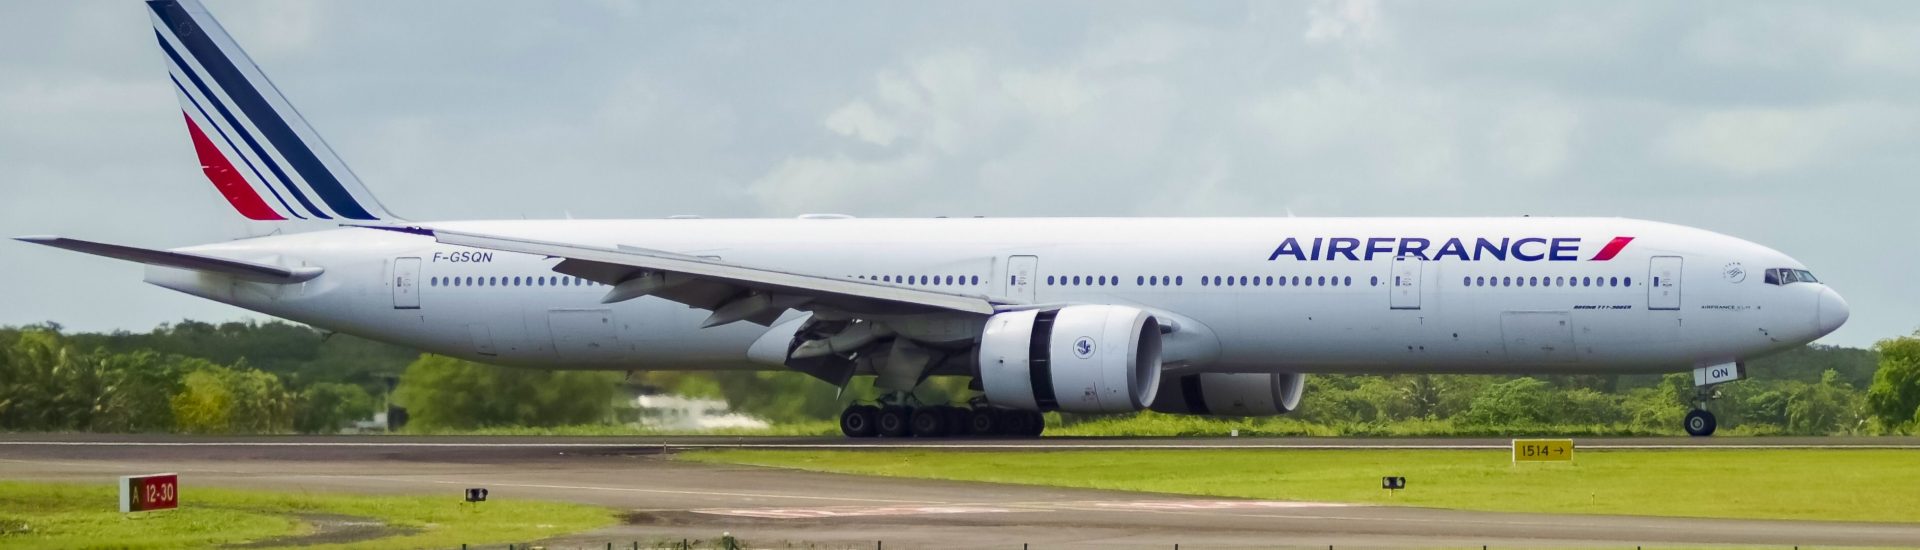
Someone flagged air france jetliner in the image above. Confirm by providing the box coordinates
[21,0,1849,437]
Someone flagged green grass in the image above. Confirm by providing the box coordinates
[0,481,617,549]
[680,448,1920,523]
[1043,412,1799,437]
[397,419,840,436]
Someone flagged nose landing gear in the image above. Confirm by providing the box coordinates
[1684,408,1717,437]
[1685,362,1743,437]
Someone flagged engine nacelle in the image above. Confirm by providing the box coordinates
[977,305,1162,413]
[1149,372,1306,416]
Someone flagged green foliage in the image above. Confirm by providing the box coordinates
[0,326,377,434]
[293,382,377,434]
[2,320,1912,436]
[0,480,616,549]
[1867,331,1920,432]
[393,355,621,430]
[1458,377,1558,425]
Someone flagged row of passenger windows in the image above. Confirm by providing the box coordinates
[855,274,983,286]
[428,272,1638,291]
[430,275,604,288]
[1464,275,1630,288]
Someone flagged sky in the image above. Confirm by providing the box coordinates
[0,0,1914,348]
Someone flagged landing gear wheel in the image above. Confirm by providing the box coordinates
[911,406,950,438]
[968,407,1001,436]
[840,405,878,438]
[1685,409,1717,437]
[944,406,972,437]
[1023,411,1046,437]
[877,405,913,437]
[1001,409,1035,437]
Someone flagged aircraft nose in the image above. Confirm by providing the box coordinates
[1816,286,1849,336]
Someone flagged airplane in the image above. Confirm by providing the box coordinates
[19,0,1848,438]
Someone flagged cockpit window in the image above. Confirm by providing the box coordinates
[1764,268,1820,285]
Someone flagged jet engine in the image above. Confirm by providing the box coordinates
[1149,372,1306,416]
[976,305,1162,413]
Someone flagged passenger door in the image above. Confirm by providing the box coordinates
[1390,256,1421,310]
[392,257,421,310]
[1649,256,1682,311]
[1004,255,1038,302]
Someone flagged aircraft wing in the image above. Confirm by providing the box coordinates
[430,228,1002,326]
[14,236,322,284]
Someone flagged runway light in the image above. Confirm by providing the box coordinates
[464,488,488,503]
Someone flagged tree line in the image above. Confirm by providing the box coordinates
[2,320,1918,435]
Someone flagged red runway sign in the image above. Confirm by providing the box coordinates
[120,473,178,513]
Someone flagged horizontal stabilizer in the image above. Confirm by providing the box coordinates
[14,236,322,284]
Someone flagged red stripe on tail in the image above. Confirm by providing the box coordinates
[1589,236,1634,261]
[182,112,282,221]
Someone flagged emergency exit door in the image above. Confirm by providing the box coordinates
[1649,256,1682,310]
[1005,255,1038,303]
[393,257,421,309]
[1390,256,1422,310]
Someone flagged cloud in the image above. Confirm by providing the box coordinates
[1657,103,1911,177]
[1304,0,1385,46]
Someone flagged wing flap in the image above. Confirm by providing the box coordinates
[15,235,321,284]
[433,229,999,318]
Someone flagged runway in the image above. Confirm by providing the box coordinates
[6,433,1920,449]
[4,436,1918,548]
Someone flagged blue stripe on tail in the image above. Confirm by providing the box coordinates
[154,31,328,220]
[150,0,379,220]
[169,74,306,220]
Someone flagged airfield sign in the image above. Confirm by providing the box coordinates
[1512,439,1575,462]
[119,473,178,513]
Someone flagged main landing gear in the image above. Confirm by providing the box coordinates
[840,400,1044,438]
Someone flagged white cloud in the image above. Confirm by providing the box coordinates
[1304,0,1385,46]
[1485,99,1580,180]
[1682,7,1920,73]
[1657,104,1910,177]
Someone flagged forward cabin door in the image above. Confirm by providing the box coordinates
[1649,256,1683,310]
[392,257,421,309]
[1005,255,1038,302]
[1390,256,1422,310]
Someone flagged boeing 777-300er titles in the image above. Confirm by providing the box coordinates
[21,0,1849,437]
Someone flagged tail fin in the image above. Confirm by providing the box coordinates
[148,0,400,227]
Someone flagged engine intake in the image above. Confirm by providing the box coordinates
[1149,372,1306,416]
[977,305,1162,413]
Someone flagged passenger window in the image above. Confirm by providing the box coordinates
[1370,276,1378,286]
[1624,277,1632,286]
[1610,277,1619,287]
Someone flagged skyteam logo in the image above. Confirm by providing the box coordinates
[1267,236,1634,262]
[1073,336,1096,359]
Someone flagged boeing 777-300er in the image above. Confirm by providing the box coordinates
[20,0,1850,437]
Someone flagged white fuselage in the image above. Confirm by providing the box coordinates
[145,217,1847,376]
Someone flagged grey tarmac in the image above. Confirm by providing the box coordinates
[3,435,1917,549]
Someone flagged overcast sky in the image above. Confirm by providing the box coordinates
[2,0,1914,348]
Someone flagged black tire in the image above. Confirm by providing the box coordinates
[840,405,879,438]
[968,407,1001,436]
[911,406,950,438]
[944,406,972,437]
[878,405,913,437]
[1023,411,1046,437]
[1685,409,1717,437]
[1001,409,1034,437]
